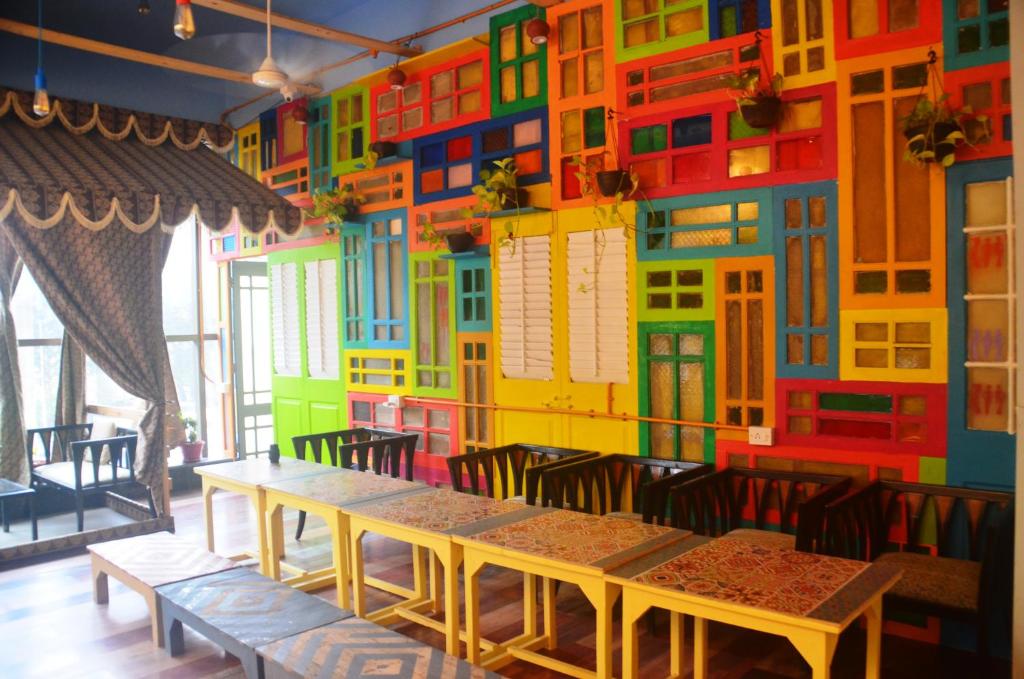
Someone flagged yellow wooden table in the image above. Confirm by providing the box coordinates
[609,536,903,679]
[193,457,337,575]
[262,468,426,608]
[346,487,549,657]
[455,508,690,679]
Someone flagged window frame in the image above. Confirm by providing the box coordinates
[946,62,1013,162]
[769,0,836,88]
[834,0,942,60]
[458,334,494,454]
[276,98,310,166]
[344,350,411,395]
[409,195,488,253]
[455,255,492,333]
[637,259,715,322]
[330,85,369,178]
[307,96,332,194]
[490,5,548,116]
[707,0,771,40]
[942,0,1009,70]
[614,0,709,62]
[839,308,949,383]
[410,252,457,398]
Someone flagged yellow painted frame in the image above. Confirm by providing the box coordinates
[839,308,948,383]
[715,255,776,441]
[837,47,947,310]
[343,348,413,395]
[770,0,836,89]
[237,121,261,181]
[458,332,495,454]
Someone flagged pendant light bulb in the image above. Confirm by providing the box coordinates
[174,0,195,40]
[33,70,49,117]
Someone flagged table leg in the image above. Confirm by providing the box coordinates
[91,558,109,605]
[670,611,685,677]
[693,616,708,679]
[438,545,464,657]
[429,551,443,614]
[29,494,37,541]
[524,573,537,638]
[582,579,619,679]
[464,553,485,665]
[864,598,883,679]
[202,481,216,552]
[412,545,428,599]
[350,525,367,618]
[2,499,7,532]
[789,630,837,679]
[331,512,351,610]
[620,591,649,679]
[270,504,285,560]
[254,491,271,576]
[542,577,558,650]
[266,502,284,582]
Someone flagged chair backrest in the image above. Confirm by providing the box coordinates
[70,435,138,488]
[26,423,94,468]
[671,467,852,552]
[447,443,595,500]
[115,426,137,437]
[291,428,356,466]
[541,454,710,515]
[292,427,418,480]
[824,480,1014,562]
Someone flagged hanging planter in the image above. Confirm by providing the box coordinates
[899,51,977,168]
[595,169,632,198]
[738,95,782,128]
[727,32,784,130]
[369,140,397,158]
[307,183,365,224]
[444,231,476,253]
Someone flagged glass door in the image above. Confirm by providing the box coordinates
[230,260,274,457]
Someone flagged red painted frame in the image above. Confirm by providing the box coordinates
[276,98,310,166]
[946,62,1013,162]
[369,49,491,144]
[716,439,923,483]
[620,83,837,198]
[833,0,942,61]
[615,30,771,119]
[408,195,490,253]
[347,391,460,486]
[776,378,947,457]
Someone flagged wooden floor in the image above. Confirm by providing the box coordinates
[0,490,1006,679]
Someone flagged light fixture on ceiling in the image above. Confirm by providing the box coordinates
[174,0,195,39]
[387,65,406,90]
[252,0,288,88]
[137,0,150,16]
[33,0,49,117]
[526,17,549,45]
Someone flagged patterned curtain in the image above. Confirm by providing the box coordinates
[53,331,87,453]
[0,216,180,513]
[0,229,25,484]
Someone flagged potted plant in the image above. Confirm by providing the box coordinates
[901,94,975,167]
[369,140,397,158]
[307,182,366,225]
[465,157,526,251]
[420,220,479,253]
[178,415,204,463]
[727,67,784,129]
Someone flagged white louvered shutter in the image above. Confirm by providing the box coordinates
[270,262,301,376]
[567,228,629,384]
[304,259,340,379]
[499,235,553,380]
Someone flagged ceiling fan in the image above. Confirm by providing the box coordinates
[251,0,319,100]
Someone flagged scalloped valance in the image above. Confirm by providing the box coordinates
[0,97,303,235]
[0,88,235,152]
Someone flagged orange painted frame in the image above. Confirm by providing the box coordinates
[837,47,947,310]
[343,160,413,214]
[946,61,1013,162]
[547,0,617,210]
[263,158,311,207]
[457,332,494,454]
[716,439,922,483]
[833,0,942,61]
[369,49,491,144]
[408,195,490,253]
[715,255,775,440]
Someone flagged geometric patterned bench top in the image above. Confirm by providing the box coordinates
[155,568,351,650]
[258,617,504,679]
[87,531,239,588]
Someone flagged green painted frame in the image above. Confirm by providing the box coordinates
[637,259,715,322]
[489,4,548,117]
[614,0,709,63]
[268,243,348,453]
[331,84,371,178]
[637,320,716,463]
[409,251,458,399]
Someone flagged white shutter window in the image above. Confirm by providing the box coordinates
[304,259,340,380]
[567,228,629,384]
[499,235,553,380]
[270,262,301,376]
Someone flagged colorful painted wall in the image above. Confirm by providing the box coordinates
[216,0,1014,491]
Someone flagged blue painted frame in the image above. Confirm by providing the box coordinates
[773,181,839,380]
[637,187,773,261]
[942,0,1009,72]
[259,109,278,172]
[707,0,771,40]
[307,96,333,194]
[455,255,492,332]
[412,108,550,205]
[946,157,1015,490]
[339,229,367,349]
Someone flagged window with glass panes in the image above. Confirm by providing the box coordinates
[639,188,772,260]
[944,0,1009,69]
[839,308,948,383]
[716,256,775,428]
[708,0,770,39]
[834,0,941,60]
[455,257,491,332]
[616,0,708,61]
[345,351,411,393]
[307,97,332,193]
[490,5,547,116]
[331,86,368,177]
[638,259,714,321]
[410,196,487,252]
[366,213,407,348]
[411,254,456,397]
[774,181,838,379]
[237,121,260,180]
[459,335,493,454]
[260,108,277,171]
[639,322,714,462]
[341,232,365,346]
[347,162,411,213]
[947,64,1012,160]
[771,0,834,88]
[277,98,309,165]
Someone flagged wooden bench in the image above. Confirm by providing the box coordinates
[157,568,351,678]
[88,531,240,647]
[258,616,504,678]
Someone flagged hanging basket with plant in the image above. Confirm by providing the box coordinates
[726,31,784,130]
[900,50,980,168]
[307,182,366,226]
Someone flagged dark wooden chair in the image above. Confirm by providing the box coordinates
[447,443,598,504]
[30,434,156,532]
[291,427,419,539]
[26,423,94,471]
[539,454,711,519]
[822,480,1014,658]
[668,467,852,552]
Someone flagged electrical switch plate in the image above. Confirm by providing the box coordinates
[386,394,404,409]
[748,426,774,446]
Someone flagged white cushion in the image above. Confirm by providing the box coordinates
[35,461,128,488]
[88,419,119,464]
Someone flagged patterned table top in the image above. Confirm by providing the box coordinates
[194,457,338,488]
[459,508,690,572]
[346,488,546,536]
[88,531,239,587]
[263,468,425,508]
[156,568,351,649]
[258,617,504,679]
[622,536,901,624]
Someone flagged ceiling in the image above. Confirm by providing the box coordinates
[0,0,524,127]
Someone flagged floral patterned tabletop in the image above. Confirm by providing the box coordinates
[345,488,537,534]
[262,468,425,508]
